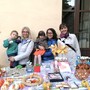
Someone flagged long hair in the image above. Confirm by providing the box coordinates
[22,26,30,34]
[46,28,57,40]
[22,26,32,38]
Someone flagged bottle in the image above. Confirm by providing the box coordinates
[76,56,80,65]
[26,61,33,73]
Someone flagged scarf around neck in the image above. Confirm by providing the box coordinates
[60,32,69,38]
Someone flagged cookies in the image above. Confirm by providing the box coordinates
[75,64,90,80]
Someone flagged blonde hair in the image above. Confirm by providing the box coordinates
[22,26,32,38]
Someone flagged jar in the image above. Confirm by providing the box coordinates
[26,61,33,73]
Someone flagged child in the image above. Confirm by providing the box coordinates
[34,31,48,66]
[3,30,19,68]
[16,36,21,44]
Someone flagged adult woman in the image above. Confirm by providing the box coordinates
[58,23,81,70]
[9,27,34,67]
[42,28,57,63]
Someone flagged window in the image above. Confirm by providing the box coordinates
[79,12,90,48]
[62,0,90,48]
[62,0,75,33]
[62,0,90,55]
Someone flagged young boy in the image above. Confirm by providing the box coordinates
[3,30,19,68]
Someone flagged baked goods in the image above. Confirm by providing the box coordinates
[10,82,25,90]
[56,82,70,88]
[1,78,14,90]
[10,83,19,90]
[22,73,43,86]
[75,63,90,80]
[6,68,26,77]
[0,79,4,87]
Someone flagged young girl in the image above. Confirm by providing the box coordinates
[34,31,48,66]
[3,30,19,68]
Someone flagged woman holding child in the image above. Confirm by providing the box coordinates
[9,27,34,67]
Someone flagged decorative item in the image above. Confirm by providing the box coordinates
[49,44,68,57]
[34,64,41,72]
[43,82,51,90]
[81,80,90,90]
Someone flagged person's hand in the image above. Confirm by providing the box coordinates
[8,36,12,41]
[36,49,39,51]
[38,46,45,50]
[9,57,15,62]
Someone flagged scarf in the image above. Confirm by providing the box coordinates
[60,32,69,38]
[21,39,28,44]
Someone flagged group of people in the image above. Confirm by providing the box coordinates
[3,23,81,69]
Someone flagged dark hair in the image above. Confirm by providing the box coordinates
[46,28,57,40]
[17,36,21,39]
[59,23,68,30]
[10,30,18,36]
[37,31,45,38]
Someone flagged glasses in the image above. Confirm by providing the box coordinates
[22,31,29,33]
[47,32,53,34]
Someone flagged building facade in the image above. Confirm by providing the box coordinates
[0,0,62,66]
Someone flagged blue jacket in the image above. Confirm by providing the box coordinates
[42,39,57,61]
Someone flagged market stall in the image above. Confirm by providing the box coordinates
[0,59,90,90]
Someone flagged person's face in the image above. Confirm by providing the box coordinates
[22,29,29,39]
[47,30,53,39]
[60,27,68,34]
[39,35,45,39]
[11,32,18,39]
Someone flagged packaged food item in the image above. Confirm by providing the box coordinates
[68,82,78,89]
[48,72,64,82]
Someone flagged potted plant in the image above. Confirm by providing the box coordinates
[34,64,41,72]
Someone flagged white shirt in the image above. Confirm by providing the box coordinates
[14,39,34,65]
[57,33,81,68]
[58,33,81,56]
